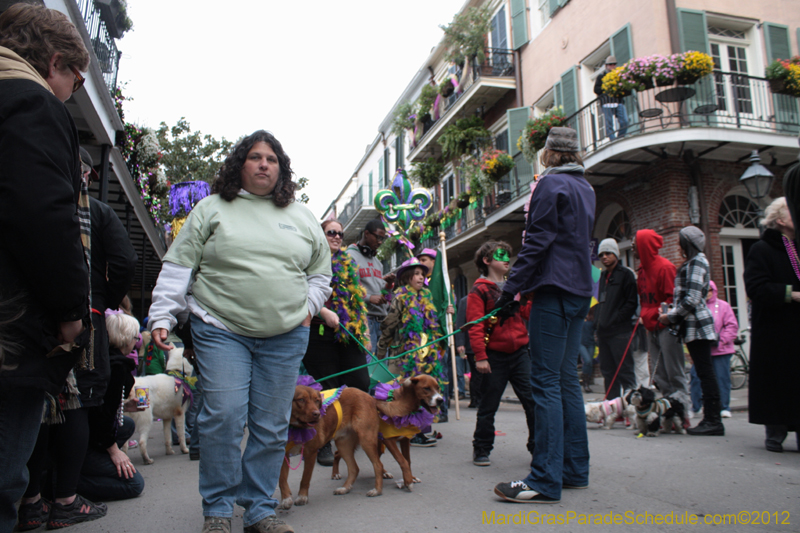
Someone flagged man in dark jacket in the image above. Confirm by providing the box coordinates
[595,238,637,399]
[593,55,628,140]
[455,294,481,408]
[0,5,91,531]
[75,147,138,408]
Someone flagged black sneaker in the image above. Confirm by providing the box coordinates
[472,451,490,466]
[190,450,200,461]
[46,494,107,529]
[316,442,334,466]
[494,481,560,503]
[409,433,437,447]
[15,498,50,531]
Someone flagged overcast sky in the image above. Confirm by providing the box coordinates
[115,0,467,219]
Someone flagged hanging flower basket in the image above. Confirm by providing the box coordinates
[765,57,800,97]
[518,108,568,165]
[480,149,515,182]
[456,194,471,208]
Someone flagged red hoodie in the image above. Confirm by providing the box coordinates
[466,278,530,361]
[636,229,677,331]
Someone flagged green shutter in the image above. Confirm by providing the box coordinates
[610,24,637,131]
[797,28,800,54]
[610,24,633,66]
[510,0,528,50]
[378,157,384,189]
[764,22,799,133]
[548,0,560,18]
[507,106,533,187]
[560,67,579,117]
[764,23,791,61]
[676,8,709,53]
[368,171,373,202]
[553,80,562,108]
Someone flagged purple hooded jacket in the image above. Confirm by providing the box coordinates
[708,280,739,356]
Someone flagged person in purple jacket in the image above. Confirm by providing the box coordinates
[492,127,596,504]
[689,280,738,419]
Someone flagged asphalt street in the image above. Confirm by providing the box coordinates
[63,384,800,533]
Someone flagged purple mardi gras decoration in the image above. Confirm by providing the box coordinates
[169,181,211,217]
[373,382,436,429]
[296,375,323,391]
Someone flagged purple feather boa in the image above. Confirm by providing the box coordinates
[287,378,347,446]
[373,382,436,429]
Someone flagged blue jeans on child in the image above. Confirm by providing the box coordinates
[190,315,308,527]
[690,354,732,412]
[524,288,591,500]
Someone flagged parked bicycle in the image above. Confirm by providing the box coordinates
[730,329,750,391]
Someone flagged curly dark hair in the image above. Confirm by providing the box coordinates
[211,130,297,206]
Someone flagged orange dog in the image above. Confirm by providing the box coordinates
[278,384,385,509]
[333,375,443,491]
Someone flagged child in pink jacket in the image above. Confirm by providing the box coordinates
[690,280,739,418]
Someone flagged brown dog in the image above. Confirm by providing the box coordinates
[333,375,443,491]
[278,385,385,509]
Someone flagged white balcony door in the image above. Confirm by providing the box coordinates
[710,42,755,121]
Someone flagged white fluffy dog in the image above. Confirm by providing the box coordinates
[128,347,194,464]
[584,393,635,430]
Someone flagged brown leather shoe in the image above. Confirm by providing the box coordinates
[243,515,294,533]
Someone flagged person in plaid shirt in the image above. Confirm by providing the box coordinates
[658,226,721,437]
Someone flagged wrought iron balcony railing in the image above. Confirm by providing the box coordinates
[338,186,363,229]
[415,49,516,146]
[76,0,121,95]
[565,71,800,158]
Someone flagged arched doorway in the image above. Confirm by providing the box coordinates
[718,192,761,334]
[595,204,634,268]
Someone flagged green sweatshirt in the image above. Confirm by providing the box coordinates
[164,194,331,338]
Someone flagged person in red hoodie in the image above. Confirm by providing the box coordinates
[633,229,689,397]
[467,241,536,467]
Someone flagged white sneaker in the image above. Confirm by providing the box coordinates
[720,410,732,418]
[688,410,696,420]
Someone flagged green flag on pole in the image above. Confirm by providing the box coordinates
[428,248,454,332]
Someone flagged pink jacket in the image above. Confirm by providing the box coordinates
[708,281,739,356]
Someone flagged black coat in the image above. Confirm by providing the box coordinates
[0,79,90,394]
[743,228,800,426]
[74,197,138,407]
[595,264,638,337]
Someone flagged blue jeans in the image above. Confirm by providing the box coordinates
[188,368,203,454]
[578,344,594,381]
[368,316,383,362]
[524,288,591,500]
[0,387,46,533]
[602,104,628,140]
[690,354,732,412]
[456,355,467,395]
[190,315,308,527]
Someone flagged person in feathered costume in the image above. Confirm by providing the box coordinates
[303,219,371,392]
[377,258,447,445]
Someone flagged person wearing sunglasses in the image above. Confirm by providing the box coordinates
[0,5,98,531]
[345,218,396,355]
[302,219,372,466]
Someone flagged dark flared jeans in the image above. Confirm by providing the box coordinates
[77,416,144,501]
[472,347,536,455]
[686,340,720,423]
[598,329,637,399]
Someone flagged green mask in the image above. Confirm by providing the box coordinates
[493,249,510,262]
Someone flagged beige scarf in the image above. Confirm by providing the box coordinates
[0,46,54,93]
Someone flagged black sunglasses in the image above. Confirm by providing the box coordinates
[325,230,344,238]
[367,230,386,243]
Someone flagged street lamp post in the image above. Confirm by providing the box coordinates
[739,150,775,207]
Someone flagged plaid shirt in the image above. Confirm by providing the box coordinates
[669,253,716,343]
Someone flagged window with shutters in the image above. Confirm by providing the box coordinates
[706,15,758,118]
[535,0,568,31]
